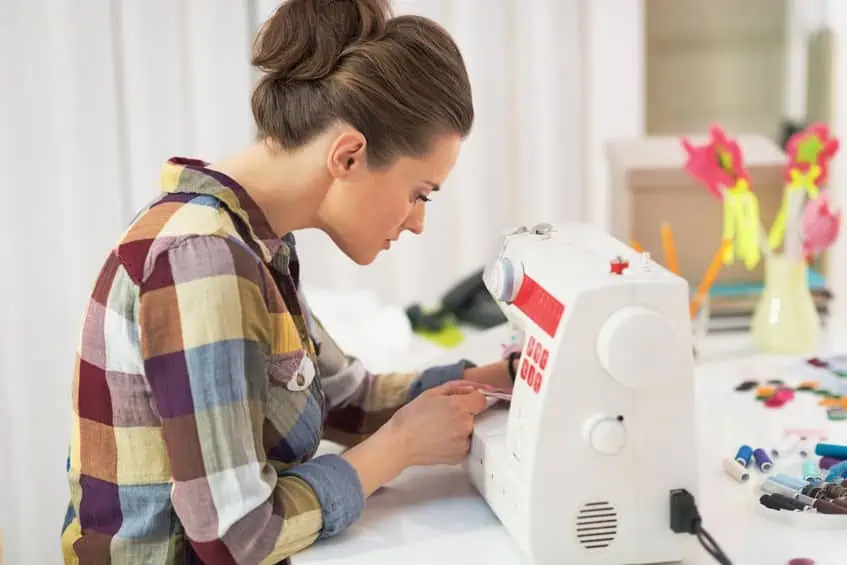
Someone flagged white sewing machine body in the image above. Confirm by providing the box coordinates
[466,222,699,565]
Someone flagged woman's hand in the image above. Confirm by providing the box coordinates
[388,380,489,467]
[341,381,491,498]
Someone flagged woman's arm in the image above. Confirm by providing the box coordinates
[340,424,408,496]
[138,236,379,563]
[305,308,512,446]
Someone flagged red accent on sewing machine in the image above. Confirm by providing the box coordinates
[513,275,564,337]
[521,336,550,394]
[610,256,629,275]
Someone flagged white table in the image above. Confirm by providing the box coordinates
[298,328,847,565]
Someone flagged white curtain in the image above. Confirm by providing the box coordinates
[0,1,644,563]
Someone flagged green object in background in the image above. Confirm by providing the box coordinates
[405,304,466,348]
[415,320,465,348]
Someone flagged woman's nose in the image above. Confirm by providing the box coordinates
[404,204,425,235]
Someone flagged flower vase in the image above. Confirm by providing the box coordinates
[750,254,821,354]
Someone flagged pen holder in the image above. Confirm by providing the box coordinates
[750,253,821,354]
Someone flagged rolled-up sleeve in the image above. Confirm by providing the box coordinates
[138,235,363,563]
[305,311,474,441]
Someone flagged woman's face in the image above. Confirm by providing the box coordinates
[318,132,462,265]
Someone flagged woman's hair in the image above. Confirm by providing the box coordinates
[250,0,474,168]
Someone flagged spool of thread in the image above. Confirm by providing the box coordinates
[760,494,804,511]
[802,459,821,481]
[771,436,802,459]
[814,442,847,460]
[723,458,750,483]
[735,445,753,467]
[772,474,808,490]
[819,456,843,470]
[759,479,815,505]
[825,460,847,481]
[822,483,847,498]
[771,493,809,511]
[812,498,847,515]
[753,448,773,472]
[759,494,788,511]
[801,485,823,498]
[832,498,847,510]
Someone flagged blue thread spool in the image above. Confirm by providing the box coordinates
[753,448,773,472]
[771,474,808,490]
[735,445,753,467]
[814,442,847,460]
[802,459,820,481]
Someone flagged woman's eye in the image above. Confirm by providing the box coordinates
[416,194,431,202]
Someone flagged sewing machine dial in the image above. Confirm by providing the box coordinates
[583,414,627,455]
[483,257,524,303]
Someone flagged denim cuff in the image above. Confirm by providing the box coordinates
[282,453,365,538]
[405,359,476,401]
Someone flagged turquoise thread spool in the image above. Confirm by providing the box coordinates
[802,459,821,481]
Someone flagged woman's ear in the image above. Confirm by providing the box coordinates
[328,131,367,179]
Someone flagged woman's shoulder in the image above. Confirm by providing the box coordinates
[113,193,264,287]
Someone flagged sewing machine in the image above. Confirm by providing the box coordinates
[466,222,700,565]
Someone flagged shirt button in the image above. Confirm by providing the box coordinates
[287,356,315,391]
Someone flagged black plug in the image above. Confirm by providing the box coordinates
[670,489,734,565]
[669,488,701,534]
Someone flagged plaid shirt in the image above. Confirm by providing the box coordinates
[61,158,470,564]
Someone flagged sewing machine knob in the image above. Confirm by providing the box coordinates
[483,257,523,303]
[596,306,682,390]
[584,415,627,456]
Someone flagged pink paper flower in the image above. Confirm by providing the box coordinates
[803,190,841,256]
[681,125,749,199]
[786,123,839,185]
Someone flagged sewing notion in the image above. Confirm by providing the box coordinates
[681,126,766,270]
[748,440,847,527]
[680,124,841,268]
[467,222,700,565]
[732,355,847,420]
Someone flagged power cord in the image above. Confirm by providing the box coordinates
[670,489,733,565]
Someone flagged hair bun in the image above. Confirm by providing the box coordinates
[252,0,392,83]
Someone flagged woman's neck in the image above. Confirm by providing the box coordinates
[209,141,331,237]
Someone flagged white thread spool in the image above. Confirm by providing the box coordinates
[723,458,751,483]
[771,435,802,459]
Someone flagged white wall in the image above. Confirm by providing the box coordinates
[0,1,645,563]
[821,0,847,330]
[781,0,847,331]
[583,0,646,230]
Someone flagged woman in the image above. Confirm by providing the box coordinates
[61,0,516,563]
